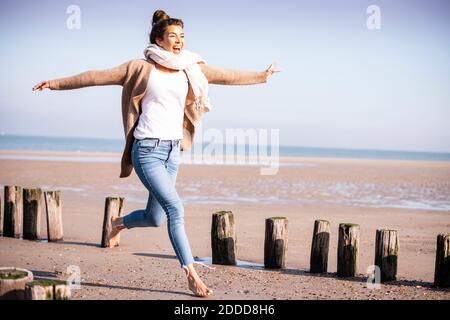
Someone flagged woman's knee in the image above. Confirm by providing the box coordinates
[152,216,166,228]
[144,209,166,227]
[166,201,185,224]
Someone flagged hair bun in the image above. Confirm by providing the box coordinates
[152,10,170,26]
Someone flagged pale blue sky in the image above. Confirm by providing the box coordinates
[0,0,449,152]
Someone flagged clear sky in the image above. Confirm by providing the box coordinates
[0,0,449,152]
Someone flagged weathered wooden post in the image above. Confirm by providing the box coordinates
[211,211,237,265]
[3,186,23,238]
[337,223,360,277]
[0,191,3,236]
[44,191,63,242]
[310,220,330,273]
[23,188,42,241]
[374,229,399,282]
[101,197,124,248]
[0,267,33,300]
[264,217,288,269]
[25,279,71,300]
[434,233,450,288]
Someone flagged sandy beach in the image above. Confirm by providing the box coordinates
[0,150,449,300]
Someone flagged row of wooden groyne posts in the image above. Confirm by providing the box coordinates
[211,212,449,288]
[0,185,449,297]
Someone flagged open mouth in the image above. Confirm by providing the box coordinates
[173,47,182,54]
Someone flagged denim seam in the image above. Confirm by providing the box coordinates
[146,193,157,227]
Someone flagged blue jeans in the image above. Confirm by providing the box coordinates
[123,138,194,268]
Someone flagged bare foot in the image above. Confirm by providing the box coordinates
[185,265,213,297]
[109,216,125,248]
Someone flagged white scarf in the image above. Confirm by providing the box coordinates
[144,44,212,111]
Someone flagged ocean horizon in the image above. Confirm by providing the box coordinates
[1,134,450,162]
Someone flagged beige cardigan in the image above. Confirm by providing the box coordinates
[49,59,267,178]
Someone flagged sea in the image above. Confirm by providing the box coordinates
[1,134,450,162]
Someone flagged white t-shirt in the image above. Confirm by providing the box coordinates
[134,66,188,140]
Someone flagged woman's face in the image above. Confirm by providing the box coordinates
[156,25,184,55]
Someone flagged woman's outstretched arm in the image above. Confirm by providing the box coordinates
[199,62,280,85]
[33,61,130,91]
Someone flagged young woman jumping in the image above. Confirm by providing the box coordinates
[33,9,279,297]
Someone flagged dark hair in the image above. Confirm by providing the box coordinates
[149,10,184,44]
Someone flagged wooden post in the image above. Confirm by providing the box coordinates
[44,191,63,242]
[0,191,3,237]
[101,197,124,248]
[375,229,399,282]
[25,279,71,300]
[25,281,53,300]
[310,220,330,273]
[264,217,288,269]
[54,282,71,300]
[0,267,33,300]
[211,211,237,265]
[23,188,42,241]
[3,186,23,238]
[434,233,450,288]
[337,223,360,277]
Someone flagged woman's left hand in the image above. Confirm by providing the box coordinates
[265,62,281,80]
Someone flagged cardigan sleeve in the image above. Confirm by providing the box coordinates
[48,61,129,90]
[199,63,267,85]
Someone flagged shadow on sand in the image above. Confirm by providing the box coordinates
[30,270,194,298]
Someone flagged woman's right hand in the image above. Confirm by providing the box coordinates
[32,81,51,91]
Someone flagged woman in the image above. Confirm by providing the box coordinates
[33,10,279,297]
